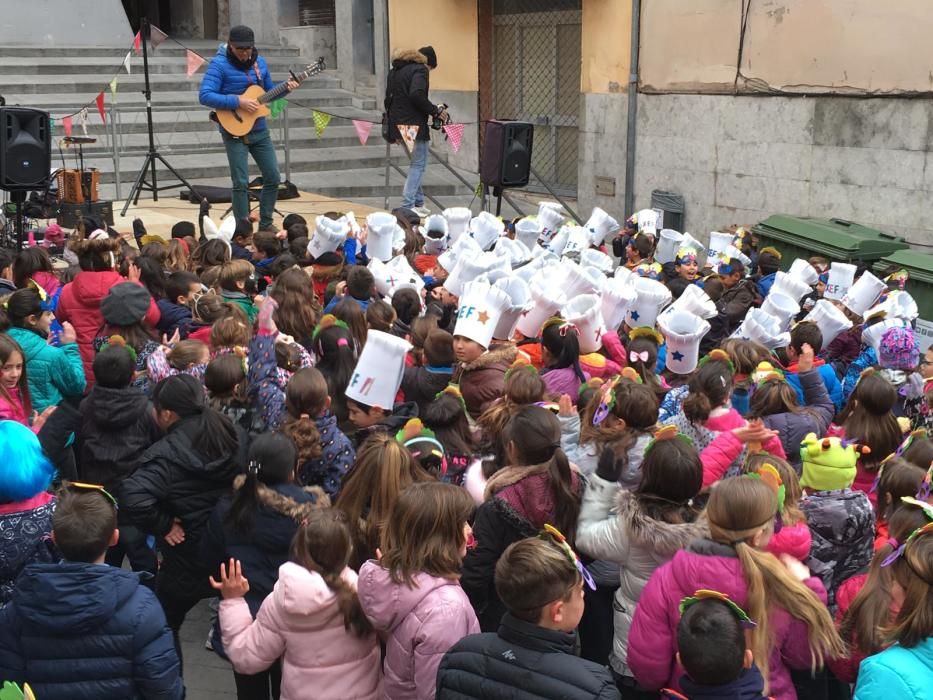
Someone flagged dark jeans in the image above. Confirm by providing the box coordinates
[234,661,282,700]
[157,571,216,672]
[222,128,280,230]
[578,582,617,666]
[613,670,658,700]
[106,524,157,588]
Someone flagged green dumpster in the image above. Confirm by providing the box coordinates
[751,215,908,270]
[873,250,933,348]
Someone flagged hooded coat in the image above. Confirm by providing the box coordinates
[56,271,160,383]
[357,560,479,700]
[402,364,454,414]
[0,492,57,606]
[220,562,381,700]
[199,44,275,134]
[5,327,85,413]
[576,478,709,677]
[855,637,933,700]
[454,344,518,420]
[0,561,183,700]
[385,49,437,142]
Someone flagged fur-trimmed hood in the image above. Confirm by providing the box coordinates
[232,474,330,518]
[614,489,709,555]
[459,343,518,373]
[391,48,428,66]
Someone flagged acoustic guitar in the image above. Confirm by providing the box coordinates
[214,57,326,137]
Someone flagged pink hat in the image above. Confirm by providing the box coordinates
[879,326,920,370]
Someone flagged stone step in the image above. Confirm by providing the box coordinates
[0,43,301,58]
[0,55,331,76]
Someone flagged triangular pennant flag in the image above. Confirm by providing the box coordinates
[150,24,168,49]
[186,49,206,78]
[268,98,286,119]
[109,76,119,97]
[398,124,419,150]
[123,51,132,74]
[95,92,106,123]
[352,119,373,145]
[79,108,89,136]
[312,110,331,138]
[133,31,141,55]
[443,123,465,153]
[62,115,72,137]
[49,117,56,130]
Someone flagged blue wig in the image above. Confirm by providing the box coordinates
[0,421,55,504]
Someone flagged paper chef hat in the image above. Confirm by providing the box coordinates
[803,300,853,345]
[721,244,751,268]
[563,259,604,298]
[563,294,607,354]
[561,225,593,258]
[366,212,405,262]
[626,278,672,329]
[788,258,819,287]
[368,258,391,296]
[469,211,505,251]
[862,317,910,353]
[730,308,791,350]
[537,202,566,245]
[614,265,635,285]
[580,248,614,274]
[513,253,555,284]
[584,207,620,247]
[494,236,532,266]
[841,271,886,317]
[307,215,350,259]
[824,262,857,301]
[516,278,567,338]
[770,271,812,303]
[437,234,482,276]
[656,229,684,264]
[658,309,711,374]
[443,207,473,243]
[663,284,717,320]
[514,217,540,249]
[864,290,919,322]
[454,280,513,349]
[422,214,449,255]
[707,231,735,266]
[446,251,509,297]
[385,255,425,297]
[601,276,638,331]
[346,330,412,411]
[547,224,575,257]
[492,276,533,340]
[760,292,801,332]
[636,209,660,235]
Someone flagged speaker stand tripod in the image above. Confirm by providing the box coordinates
[121,17,201,216]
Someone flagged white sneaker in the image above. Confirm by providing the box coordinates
[412,206,431,219]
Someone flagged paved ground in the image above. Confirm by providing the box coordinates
[179,599,237,699]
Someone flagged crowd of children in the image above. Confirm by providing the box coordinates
[0,202,931,700]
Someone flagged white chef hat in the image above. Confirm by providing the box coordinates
[601,276,638,332]
[514,217,540,250]
[580,248,614,274]
[562,259,604,298]
[437,233,482,276]
[307,215,349,259]
[365,212,405,262]
[453,280,513,349]
[824,262,857,301]
[493,236,532,266]
[663,284,717,320]
[537,201,566,245]
[584,207,620,247]
[862,317,910,354]
[469,211,505,252]
[658,309,711,374]
[346,330,412,411]
[788,258,819,287]
[562,294,606,354]
[770,271,812,303]
[841,271,886,317]
[515,277,567,338]
[444,250,509,297]
[760,292,801,332]
[802,300,853,345]
[491,275,533,340]
[626,277,672,329]
[443,207,473,243]
[656,229,684,264]
[422,214,449,256]
[730,308,791,350]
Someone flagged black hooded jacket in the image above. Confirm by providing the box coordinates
[385,49,436,142]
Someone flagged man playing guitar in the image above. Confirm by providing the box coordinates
[199,25,298,231]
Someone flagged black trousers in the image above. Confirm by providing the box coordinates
[106,524,158,588]
[234,661,282,700]
[578,581,617,666]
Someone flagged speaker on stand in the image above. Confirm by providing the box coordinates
[480,120,533,216]
[0,106,52,250]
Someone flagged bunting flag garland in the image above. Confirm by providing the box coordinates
[186,49,206,78]
[133,31,142,55]
[79,108,89,136]
[352,119,373,145]
[312,110,331,138]
[268,98,286,119]
[62,116,72,137]
[149,24,168,49]
[95,92,106,123]
[443,123,465,153]
[398,124,419,150]
[123,51,132,74]
[109,77,119,97]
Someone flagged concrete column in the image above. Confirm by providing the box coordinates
[373,0,390,98]
[335,1,357,89]
[229,0,280,45]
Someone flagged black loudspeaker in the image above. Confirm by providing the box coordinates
[481,120,533,188]
[57,200,114,229]
[0,107,52,191]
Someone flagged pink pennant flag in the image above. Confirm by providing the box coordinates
[186,49,206,78]
[95,92,106,123]
[443,123,466,153]
[352,119,373,146]
[150,24,168,49]
[133,31,142,55]
[62,116,72,137]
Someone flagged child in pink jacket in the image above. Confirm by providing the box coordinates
[212,510,382,700]
[357,482,480,700]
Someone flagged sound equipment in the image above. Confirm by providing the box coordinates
[57,200,113,229]
[0,107,51,190]
[213,58,326,137]
[480,120,533,189]
[56,168,100,204]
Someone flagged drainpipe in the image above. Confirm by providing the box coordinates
[623,0,641,217]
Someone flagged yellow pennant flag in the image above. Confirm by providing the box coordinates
[109,76,119,97]
[312,110,331,138]
[398,124,419,151]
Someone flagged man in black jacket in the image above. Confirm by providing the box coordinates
[385,46,448,214]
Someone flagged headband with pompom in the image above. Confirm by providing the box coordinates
[698,348,736,375]
[746,463,786,514]
[101,334,137,362]
[577,376,605,398]
[628,326,663,346]
[436,384,468,416]
[759,246,782,260]
[505,356,538,380]
[620,366,642,384]
[679,589,756,629]
[644,425,694,455]
[312,314,350,341]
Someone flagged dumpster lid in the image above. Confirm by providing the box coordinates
[877,249,933,284]
[752,215,905,256]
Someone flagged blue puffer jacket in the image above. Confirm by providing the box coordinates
[6,327,85,413]
[0,561,184,699]
[199,44,274,134]
[855,637,933,700]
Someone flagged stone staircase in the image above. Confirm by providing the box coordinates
[0,42,478,209]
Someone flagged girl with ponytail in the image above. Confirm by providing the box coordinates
[205,432,329,697]
[212,509,381,700]
[539,317,590,401]
[462,404,582,632]
[628,475,845,698]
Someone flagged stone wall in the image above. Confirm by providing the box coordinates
[577,93,933,248]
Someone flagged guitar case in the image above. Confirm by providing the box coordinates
[179,177,300,203]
